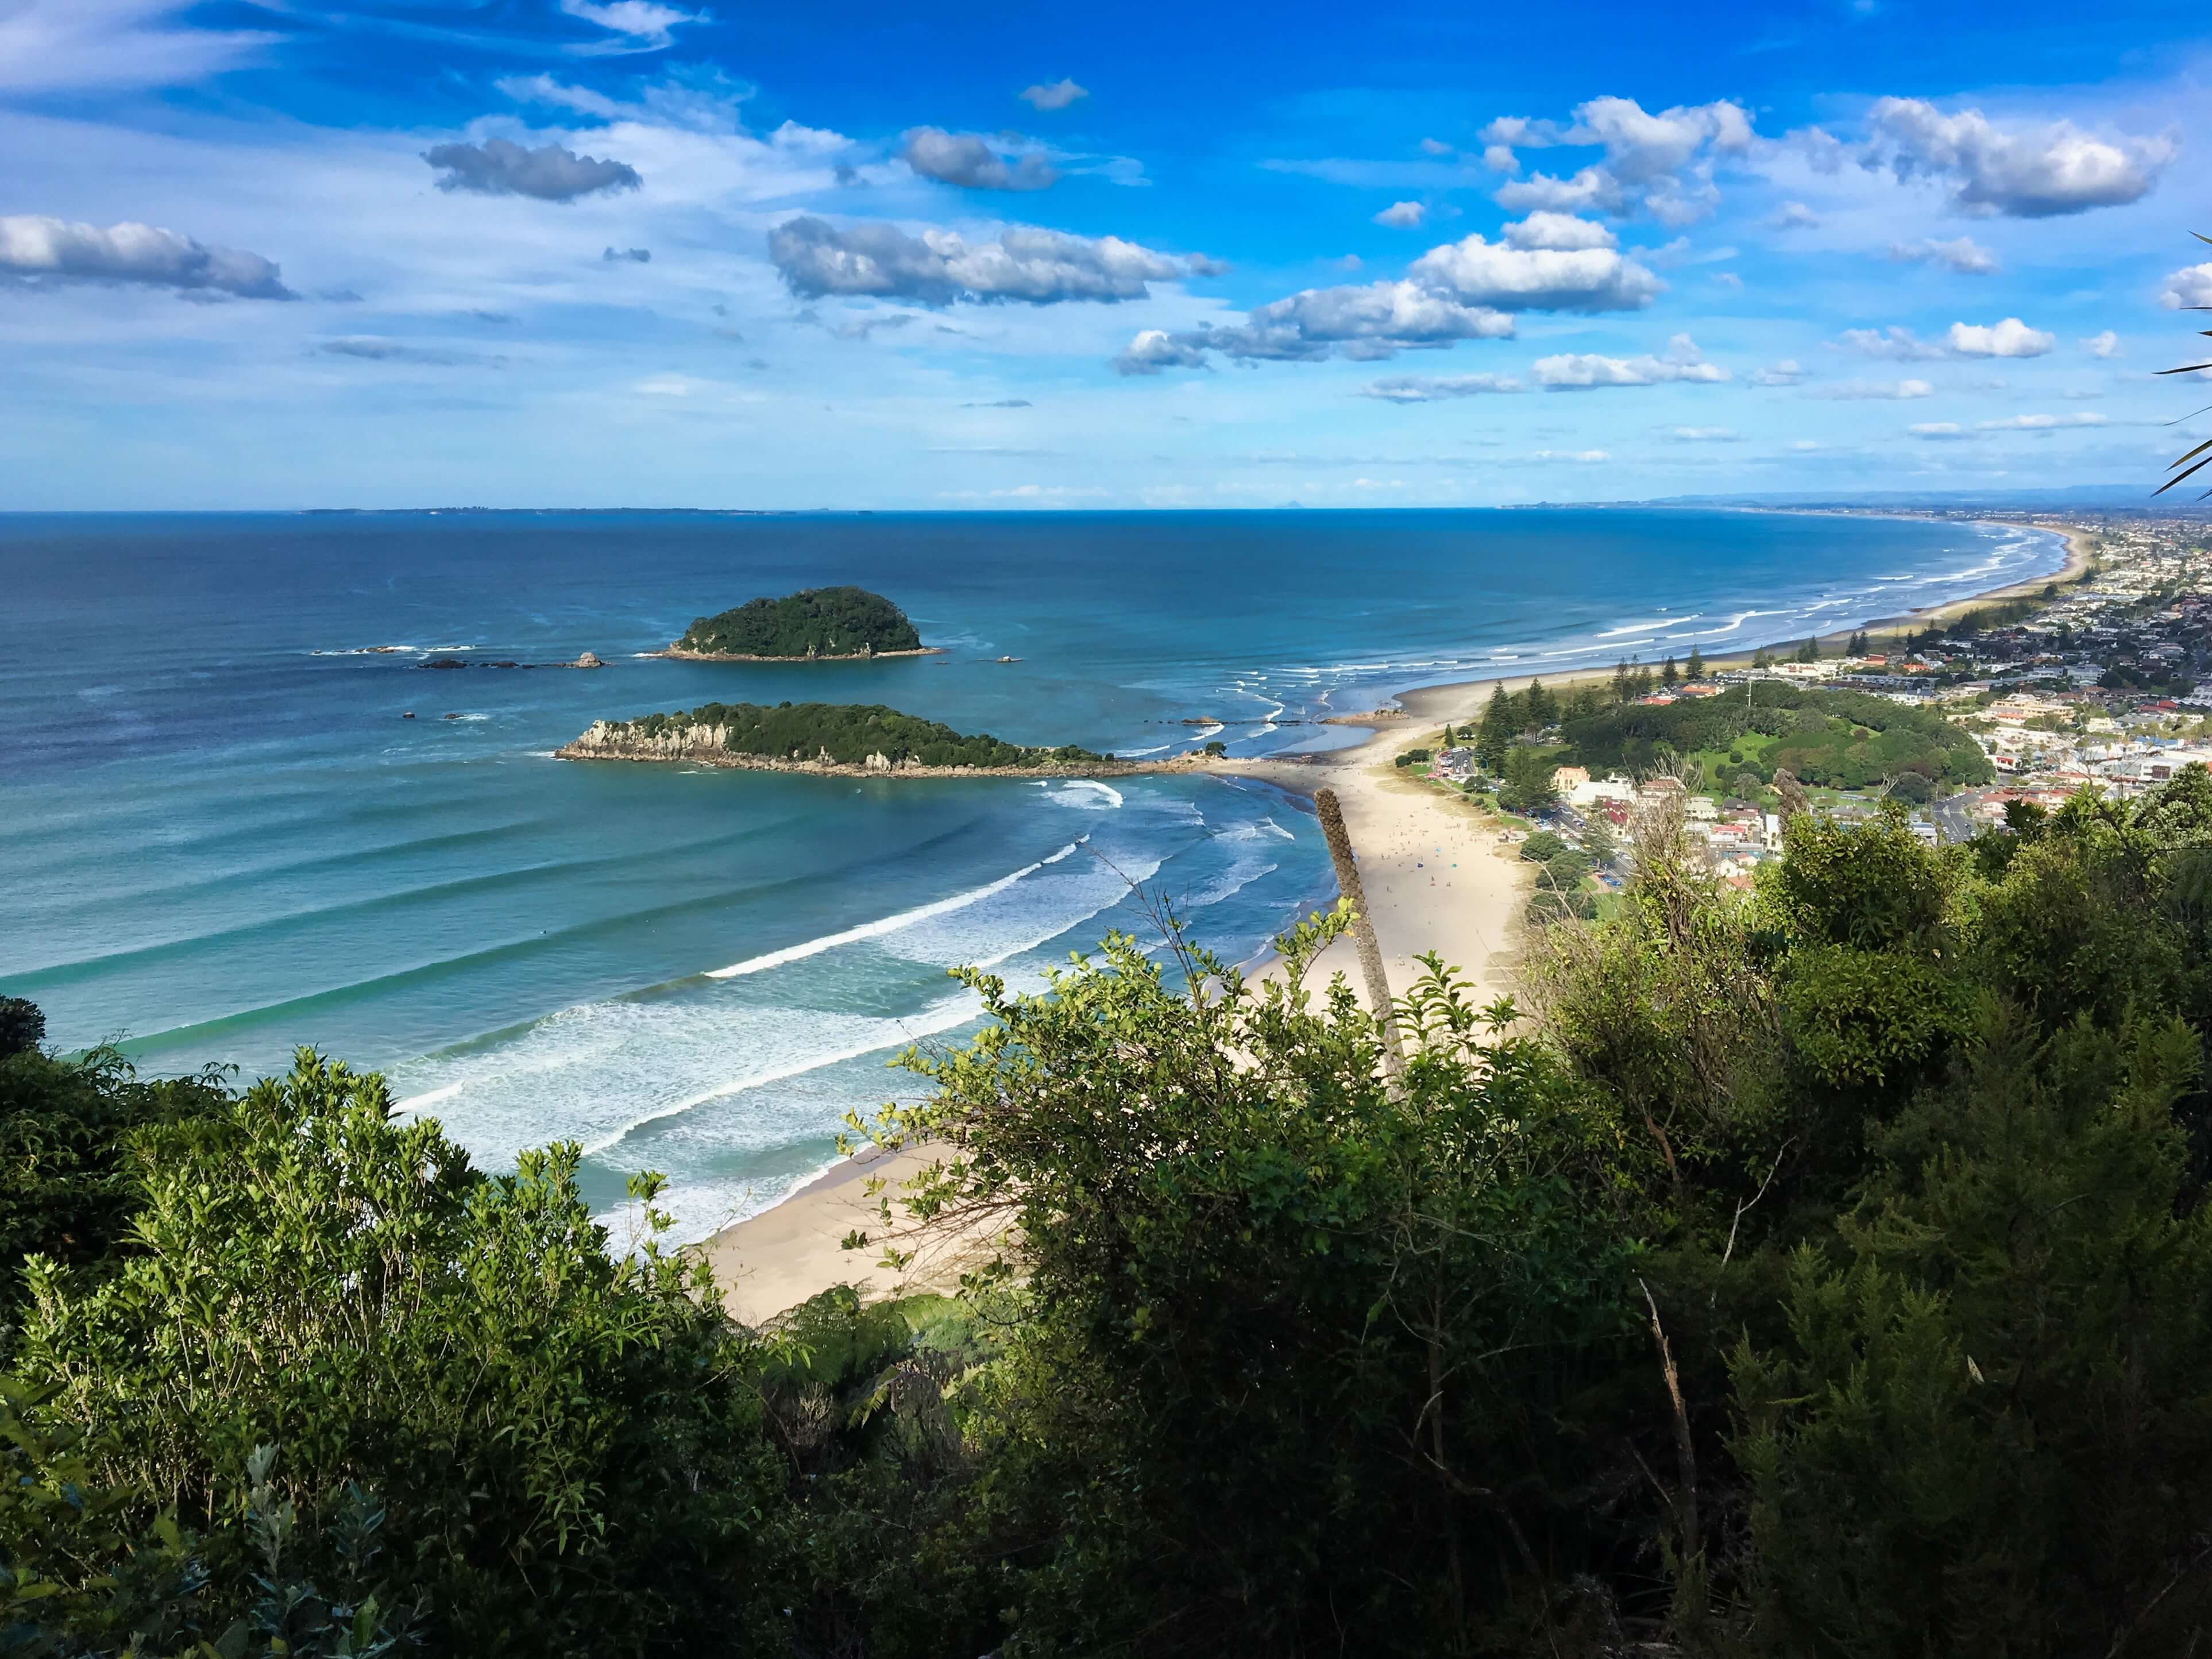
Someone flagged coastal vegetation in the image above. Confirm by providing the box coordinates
[565,700,1109,770]
[673,588,923,658]
[1550,682,1994,793]
[12,772,2212,1653]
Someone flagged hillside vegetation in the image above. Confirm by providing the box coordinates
[675,587,922,658]
[1557,681,1993,791]
[12,770,2212,1653]
[602,700,1106,767]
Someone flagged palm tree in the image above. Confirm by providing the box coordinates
[2157,232,2212,498]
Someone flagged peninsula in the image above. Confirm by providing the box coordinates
[558,700,1212,777]
[658,587,936,661]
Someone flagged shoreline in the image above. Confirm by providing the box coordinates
[649,645,947,662]
[695,518,2092,1320]
[553,742,1223,778]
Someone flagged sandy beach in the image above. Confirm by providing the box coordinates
[698,515,2097,1324]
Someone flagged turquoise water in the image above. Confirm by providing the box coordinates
[0,509,2062,1237]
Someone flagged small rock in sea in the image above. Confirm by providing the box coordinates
[443,712,462,720]
[993,655,1022,663]
[573,651,604,669]
[401,711,415,719]
[421,657,468,670]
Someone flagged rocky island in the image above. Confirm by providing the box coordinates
[557,701,1217,778]
[657,587,939,661]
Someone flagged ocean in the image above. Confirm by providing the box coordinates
[0,508,2063,1238]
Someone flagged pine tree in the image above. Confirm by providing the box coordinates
[1662,655,1679,686]
[1526,678,1556,729]
[1612,659,1633,704]
[1476,684,1514,770]
[1634,665,1655,697]
[1686,645,1706,680]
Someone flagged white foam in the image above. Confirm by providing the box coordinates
[705,844,1080,978]
[1048,780,1125,809]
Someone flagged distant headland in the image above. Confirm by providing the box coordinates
[654,587,941,662]
[557,701,1222,779]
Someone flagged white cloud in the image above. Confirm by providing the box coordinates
[1481,144,1519,174]
[1357,373,1526,402]
[901,129,1056,192]
[1889,236,1999,275]
[1909,422,1969,439]
[1751,359,1805,385]
[1859,97,2175,217]
[2161,264,2212,309]
[1946,317,2053,357]
[1531,449,1612,462]
[0,214,294,299]
[1838,325,1947,361]
[1018,79,1088,111]
[1420,137,1455,157]
[1500,211,1616,251]
[1669,426,1739,441]
[1485,96,1752,226]
[1407,232,1661,311]
[1112,329,1212,374]
[1373,200,1427,229]
[2082,330,2120,358]
[557,0,706,51]
[1769,200,1819,229]
[1816,377,1936,399]
[1534,334,1729,388]
[1116,279,1514,372]
[771,216,1201,305]
[0,0,273,92]
[1711,270,1743,289]
[1975,412,2107,429]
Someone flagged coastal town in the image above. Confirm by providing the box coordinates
[1400,511,2212,904]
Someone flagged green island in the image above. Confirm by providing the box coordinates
[666,586,928,659]
[558,699,1117,773]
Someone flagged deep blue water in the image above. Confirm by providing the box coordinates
[0,508,2061,1237]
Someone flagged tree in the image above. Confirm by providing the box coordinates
[1796,636,1819,663]
[1476,684,1515,771]
[1662,656,1680,687]
[1498,745,1561,815]
[1685,645,1707,681]
[9,1051,781,1655]
[1525,678,1557,730]
[854,917,1635,1656]
[1613,659,1635,704]
[1753,648,1775,671]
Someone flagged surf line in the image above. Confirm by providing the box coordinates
[704,839,1087,981]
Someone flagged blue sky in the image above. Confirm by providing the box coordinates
[2,0,2207,508]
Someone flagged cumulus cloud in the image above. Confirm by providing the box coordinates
[1859,97,2175,217]
[1816,377,1935,399]
[1420,137,1456,157]
[1018,79,1087,111]
[1485,96,1752,225]
[1118,279,1516,372]
[2083,330,2120,358]
[557,0,704,51]
[1838,325,1947,361]
[602,245,651,263]
[0,214,294,299]
[1946,317,2053,357]
[1407,232,1660,311]
[1889,236,1999,275]
[1500,211,1616,250]
[2161,264,2212,309]
[901,128,1057,192]
[1770,201,1819,229]
[1534,333,1729,388]
[1357,373,1526,402]
[1373,200,1428,228]
[423,138,640,201]
[1908,422,1968,439]
[1115,224,1659,375]
[1751,359,1805,385]
[770,215,1200,306]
